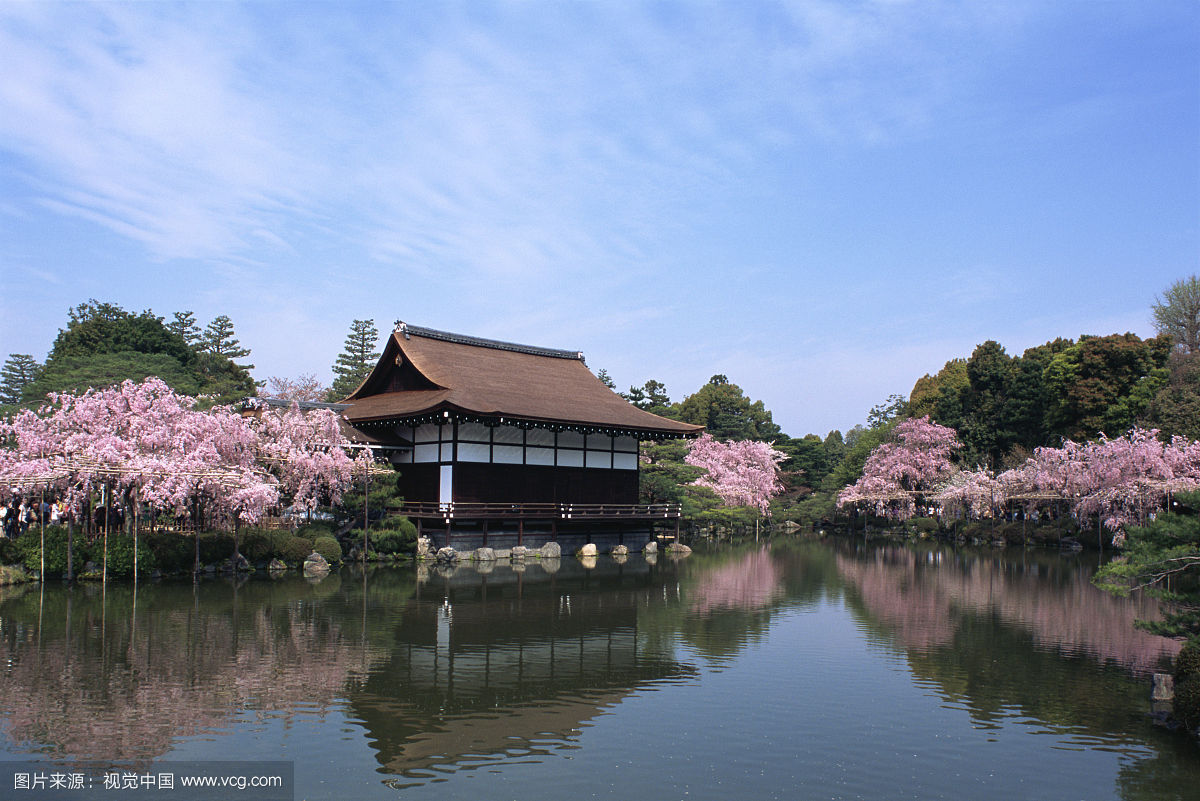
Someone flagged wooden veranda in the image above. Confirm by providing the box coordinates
[388,501,682,547]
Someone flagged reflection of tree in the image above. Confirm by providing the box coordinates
[688,548,783,615]
[836,545,1179,673]
[1116,736,1200,801]
[0,574,403,765]
[835,542,1197,796]
[674,547,783,663]
[615,542,841,666]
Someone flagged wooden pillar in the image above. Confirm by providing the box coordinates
[482,519,489,547]
[518,517,524,546]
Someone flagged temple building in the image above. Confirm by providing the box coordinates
[339,321,702,545]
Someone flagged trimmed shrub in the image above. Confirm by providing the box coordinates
[147,532,195,573]
[312,535,342,564]
[239,528,274,562]
[16,526,75,576]
[0,537,21,566]
[275,536,313,564]
[198,532,236,564]
[1174,675,1200,730]
[270,529,296,554]
[370,517,418,555]
[98,534,156,578]
[368,529,402,555]
[1174,640,1200,683]
[396,516,417,540]
[296,522,336,540]
[912,518,939,534]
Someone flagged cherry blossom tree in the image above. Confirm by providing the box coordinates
[837,416,961,519]
[932,467,1001,520]
[684,433,786,515]
[254,403,358,513]
[264,374,327,403]
[1008,427,1200,539]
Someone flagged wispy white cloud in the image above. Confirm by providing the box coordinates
[0,1,1190,438]
[0,1,1030,275]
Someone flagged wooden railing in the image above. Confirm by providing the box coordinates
[387,501,681,521]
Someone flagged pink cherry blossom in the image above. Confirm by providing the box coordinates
[685,434,786,514]
[0,378,364,529]
[837,416,961,519]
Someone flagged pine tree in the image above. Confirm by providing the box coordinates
[201,315,252,362]
[596,368,616,389]
[0,354,42,405]
[329,319,381,400]
[167,310,203,349]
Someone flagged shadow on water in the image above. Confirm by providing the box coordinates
[0,538,1195,799]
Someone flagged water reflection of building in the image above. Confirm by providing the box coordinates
[348,560,697,781]
[0,555,777,782]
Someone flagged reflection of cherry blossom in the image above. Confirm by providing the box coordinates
[689,549,784,615]
[836,546,1180,674]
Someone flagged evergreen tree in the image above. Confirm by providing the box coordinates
[201,315,253,368]
[625,380,672,414]
[1093,490,1200,644]
[960,340,1017,466]
[1149,351,1200,440]
[0,354,42,405]
[866,393,908,430]
[15,301,256,406]
[51,299,191,363]
[596,368,616,389]
[167,310,203,349]
[329,319,381,400]
[1043,333,1170,441]
[673,375,781,441]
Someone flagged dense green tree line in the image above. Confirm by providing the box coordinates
[908,332,1175,467]
[2,300,256,411]
[617,276,1200,528]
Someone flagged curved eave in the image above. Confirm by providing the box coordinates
[346,401,702,440]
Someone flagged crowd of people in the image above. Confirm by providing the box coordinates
[1,497,66,539]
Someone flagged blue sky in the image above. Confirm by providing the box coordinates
[1,1,1196,437]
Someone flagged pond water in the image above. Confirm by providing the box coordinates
[0,537,1197,800]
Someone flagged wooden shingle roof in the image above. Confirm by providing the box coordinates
[341,323,702,438]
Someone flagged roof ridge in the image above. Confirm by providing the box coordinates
[394,321,584,361]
